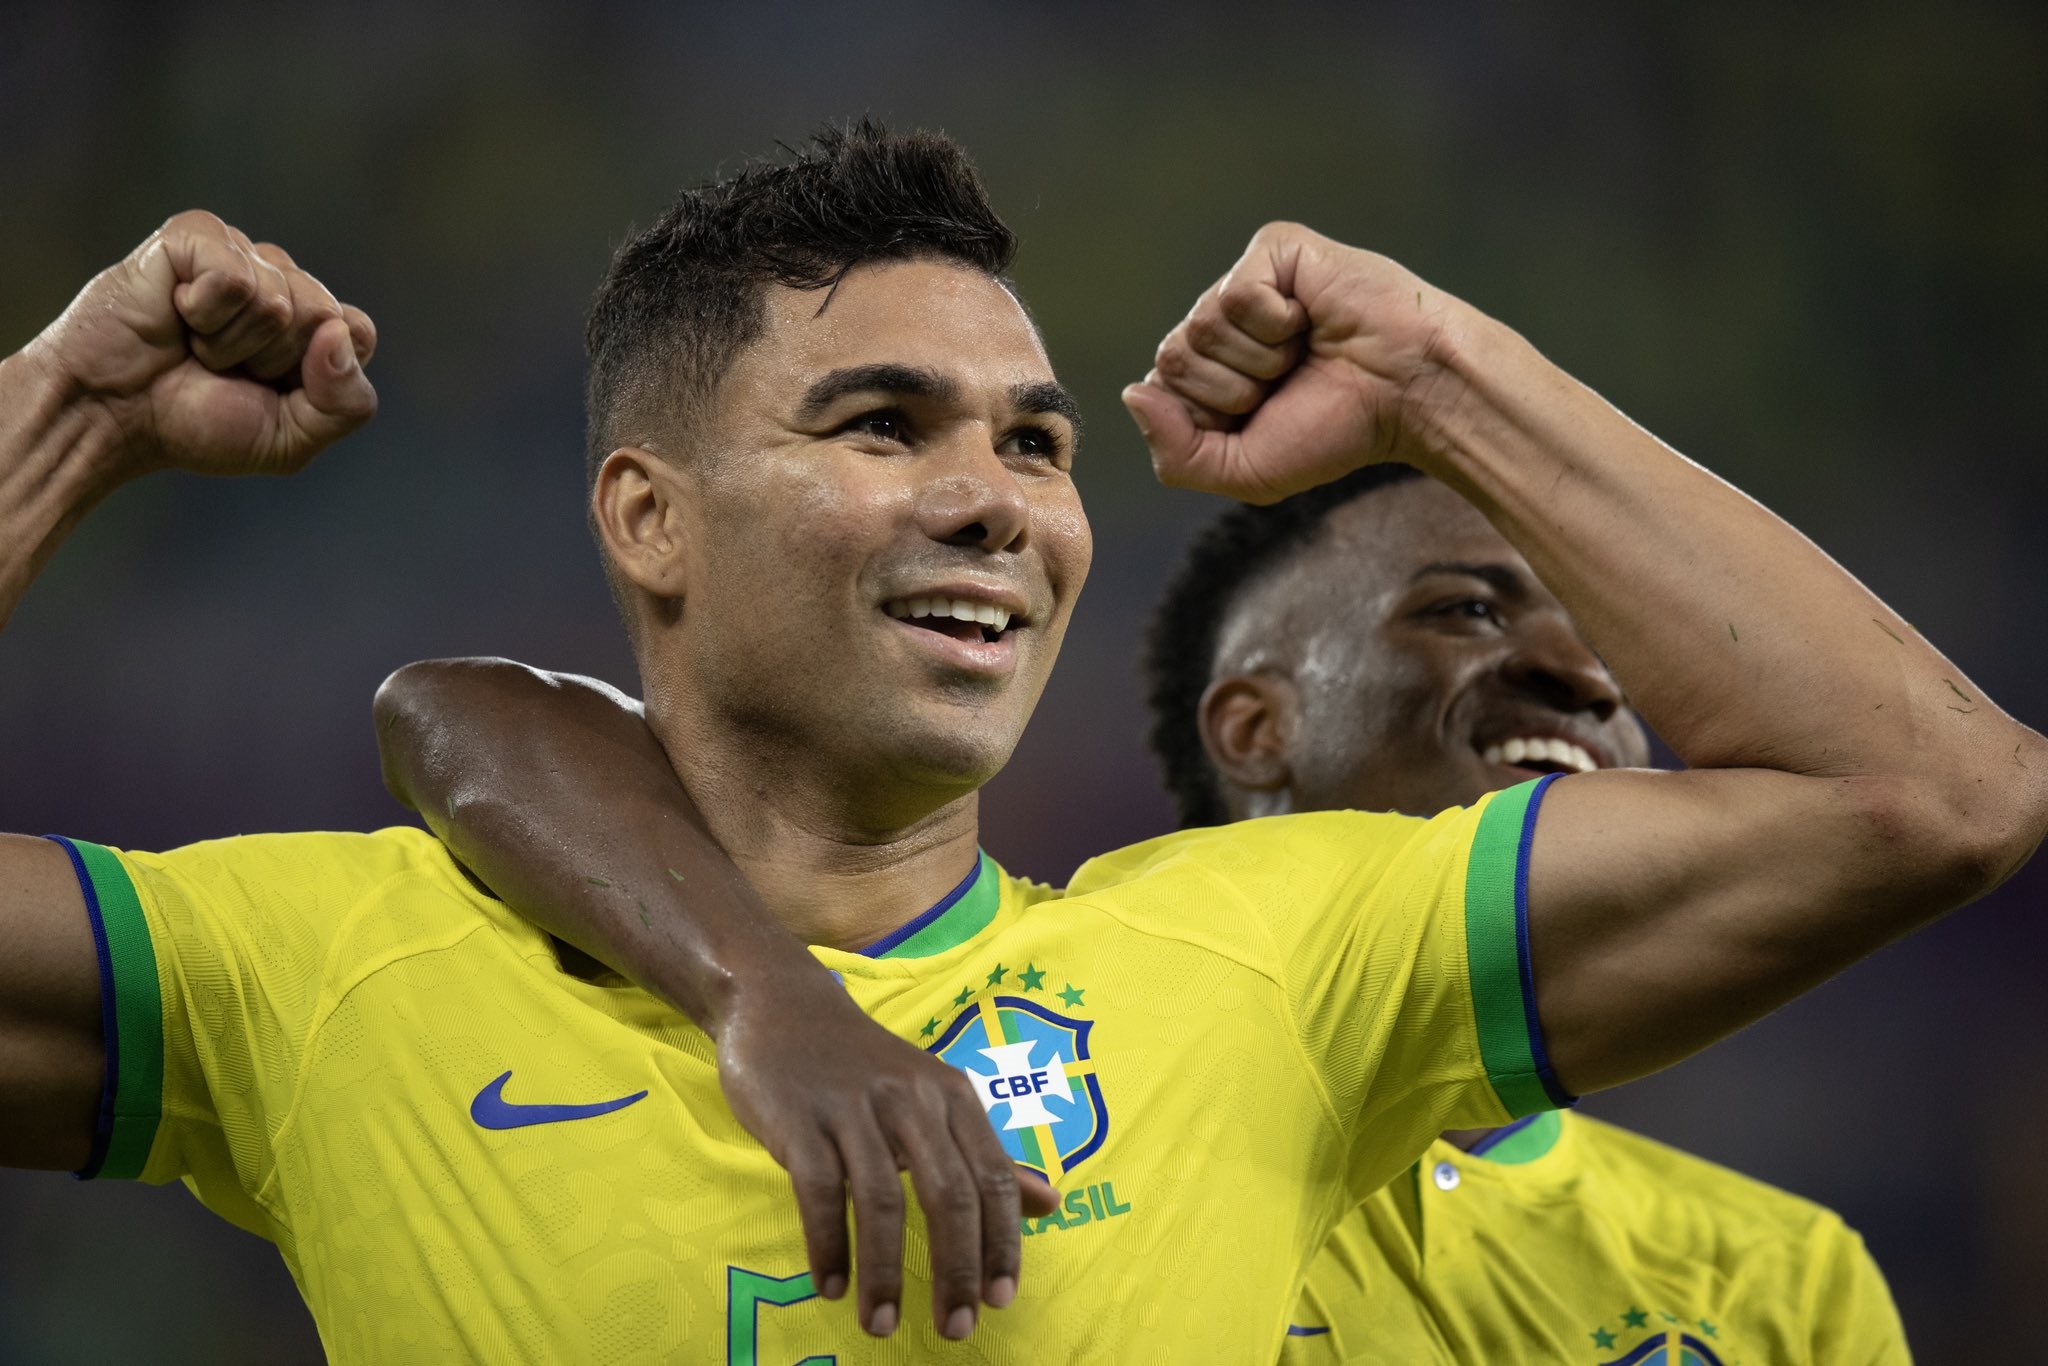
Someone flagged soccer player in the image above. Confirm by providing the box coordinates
[1142,465,1909,1360]
[387,469,1910,1364]
[1,125,2040,1363]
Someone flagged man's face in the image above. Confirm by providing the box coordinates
[657,258,1091,801]
[1214,478,1649,818]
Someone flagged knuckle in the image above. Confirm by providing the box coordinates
[867,1073,910,1108]
[1184,311,1226,349]
[928,1177,978,1219]
[791,1170,842,1203]
[1218,280,1260,313]
[1153,342,1192,380]
[937,1268,981,1301]
[974,1166,1017,1201]
[162,208,224,238]
[851,1176,904,1218]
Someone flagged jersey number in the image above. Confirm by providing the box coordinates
[727,1266,834,1366]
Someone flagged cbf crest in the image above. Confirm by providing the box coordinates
[929,991,1107,1184]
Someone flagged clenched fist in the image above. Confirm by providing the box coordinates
[1122,222,1460,505]
[21,210,378,481]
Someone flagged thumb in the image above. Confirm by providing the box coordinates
[1120,382,1206,487]
[1016,1168,1060,1218]
[279,316,378,461]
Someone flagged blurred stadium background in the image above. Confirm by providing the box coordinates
[3,1,2044,1359]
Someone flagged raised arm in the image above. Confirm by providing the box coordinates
[1127,222,2048,1095]
[0,211,376,1168]
[374,658,1054,1341]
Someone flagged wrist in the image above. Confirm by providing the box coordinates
[2,344,132,494]
[1391,301,1577,492]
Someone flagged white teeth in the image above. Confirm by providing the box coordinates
[884,597,1018,633]
[1483,736,1601,774]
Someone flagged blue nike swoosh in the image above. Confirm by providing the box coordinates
[470,1070,649,1130]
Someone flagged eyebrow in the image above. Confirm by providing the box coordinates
[1010,380,1084,433]
[793,364,1082,432]
[1409,561,1528,597]
[796,364,957,424]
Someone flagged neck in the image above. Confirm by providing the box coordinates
[647,698,986,953]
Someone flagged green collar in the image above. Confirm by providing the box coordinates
[858,851,1000,960]
[1467,1109,1564,1165]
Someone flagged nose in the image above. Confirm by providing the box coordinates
[914,433,1031,553]
[1500,613,1622,723]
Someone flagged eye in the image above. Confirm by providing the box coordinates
[1429,597,1505,631]
[1002,423,1069,465]
[839,409,911,445]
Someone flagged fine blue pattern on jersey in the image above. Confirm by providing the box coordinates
[469,1071,649,1130]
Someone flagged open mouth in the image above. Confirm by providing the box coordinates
[1477,734,1604,776]
[883,595,1020,646]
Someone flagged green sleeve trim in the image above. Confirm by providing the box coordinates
[70,840,166,1181]
[1462,776,1571,1119]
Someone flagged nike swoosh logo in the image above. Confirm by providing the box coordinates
[470,1070,649,1130]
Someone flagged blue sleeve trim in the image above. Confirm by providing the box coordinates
[45,834,119,1181]
[1513,775,1575,1110]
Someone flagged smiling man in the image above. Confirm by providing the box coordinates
[1143,463,1906,1361]
[2,124,2041,1365]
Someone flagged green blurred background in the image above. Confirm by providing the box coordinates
[2,0,2045,1359]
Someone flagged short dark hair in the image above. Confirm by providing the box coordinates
[1143,464,1427,827]
[583,118,1018,486]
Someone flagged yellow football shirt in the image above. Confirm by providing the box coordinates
[1280,1111,1909,1365]
[49,778,1566,1363]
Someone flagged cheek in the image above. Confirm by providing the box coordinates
[705,460,910,597]
[1037,493,1093,597]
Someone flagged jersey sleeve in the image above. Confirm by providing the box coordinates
[1803,1216,1912,1365]
[45,828,450,1239]
[1101,775,1567,1199]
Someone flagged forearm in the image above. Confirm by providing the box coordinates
[1417,308,2045,809]
[0,349,122,629]
[375,659,821,1035]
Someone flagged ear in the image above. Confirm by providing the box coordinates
[591,447,693,601]
[1197,671,1299,799]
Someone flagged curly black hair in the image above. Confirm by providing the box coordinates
[583,117,1016,487]
[1143,464,1427,827]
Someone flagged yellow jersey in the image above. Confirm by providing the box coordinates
[50,777,1565,1363]
[1281,1110,1909,1365]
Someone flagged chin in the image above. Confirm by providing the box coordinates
[873,706,1024,793]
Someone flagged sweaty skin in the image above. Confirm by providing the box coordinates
[0,211,376,1170]
[1193,476,1904,1361]
[382,225,2043,1348]
[3,208,2038,1357]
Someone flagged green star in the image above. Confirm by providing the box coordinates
[1660,1312,1679,1324]
[953,985,974,1007]
[1018,964,1046,991]
[919,1017,940,1039]
[1058,984,1085,1008]
[1590,1327,1616,1350]
[986,963,1009,986]
[1699,1319,1718,1339]
[1621,1307,1648,1330]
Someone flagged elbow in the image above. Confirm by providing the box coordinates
[371,657,510,804]
[1868,732,2048,910]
